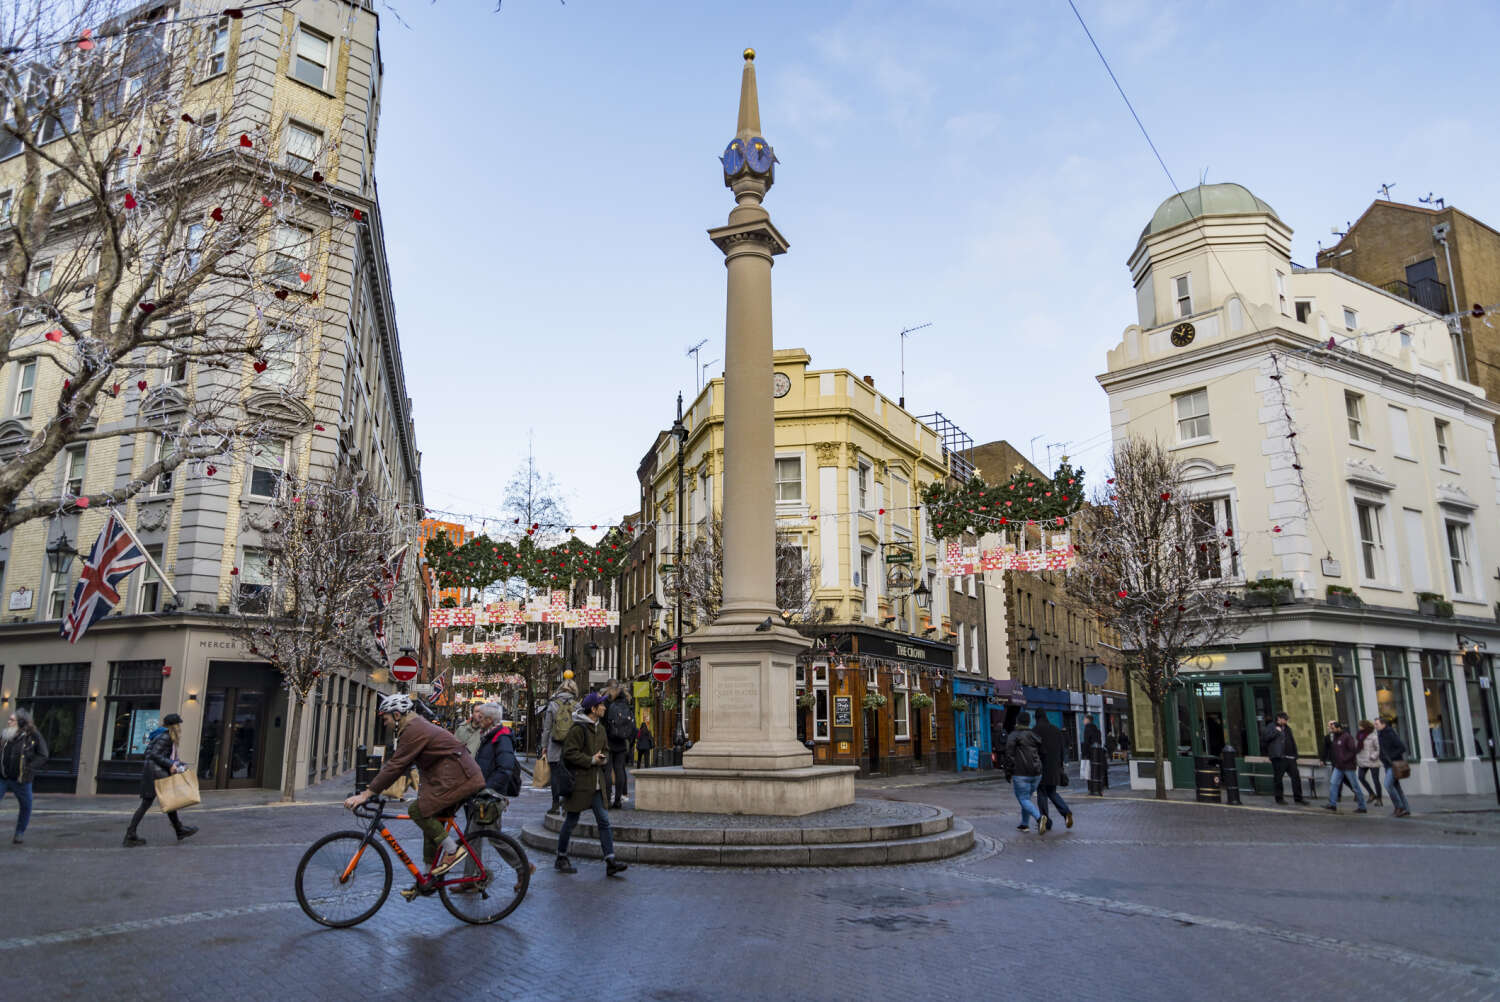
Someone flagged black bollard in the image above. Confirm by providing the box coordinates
[1089,743,1109,796]
[1220,744,1241,805]
[354,744,368,793]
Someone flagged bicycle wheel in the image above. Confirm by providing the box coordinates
[296,831,392,928]
[439,829,531,925]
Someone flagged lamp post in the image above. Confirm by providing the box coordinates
[672,393,688,764]
[649,597,665,763]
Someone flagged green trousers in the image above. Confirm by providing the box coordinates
[406,801,454,866]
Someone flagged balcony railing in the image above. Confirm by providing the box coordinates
[1380,277,1450,315]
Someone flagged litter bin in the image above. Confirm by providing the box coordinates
[1194,754,1222,803]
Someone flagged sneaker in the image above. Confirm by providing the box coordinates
[1355,807,1367,813]
[11,834,22,845]
[123,834,146,847]
[606,858,629,877]
[1015,824,1030,832]
[1294,799,1308,805]
[1274,798,1286,805]
[1065,813,1074,829]
[431,845,469,876]
[175,825,199,841]
[555,855,577,874]
[1322,804,1337,812]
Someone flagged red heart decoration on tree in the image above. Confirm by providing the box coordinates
[591,525,597,530]
[260,196,272,207]
[231,567,239,575]
[274,289,289,301]
[1472,303,1486,318]
[878,508,885,515]
[1107,478,1115,484]
[181,113,194,124]
[1160,492,1171,500]
[132,144,141,156]
[533,524,540,530]
[314,424,325,431]
[210,206,224,222]
[239,133,252,148]
[999,517,1008,525]
[253,360,267,373]
[298,271,311,283]
[45,329,62,342]
[225,8,244,19]
[1056,517,1064,525]
[1117,590,1128,598]
[78,29,95,51]
[137,380,148,390]
[351,209,363,222]
[123,192,137,209]
[1273,525,1282,533]
[312,171,324,184]
[110,383,120,396]
[1224,529,1233,537]
[206,465,217,476]
[309,292,318,302]
[810,514,817,520]
[75,497,90,508]
[63,380,71,391]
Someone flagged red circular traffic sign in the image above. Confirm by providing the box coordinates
[652,660,674,682]
[391,655,419,682]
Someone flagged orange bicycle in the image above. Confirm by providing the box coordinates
[295,792,530,927]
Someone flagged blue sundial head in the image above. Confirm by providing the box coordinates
[745,136,774,174]
[721,137,746,177]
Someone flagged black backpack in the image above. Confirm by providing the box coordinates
[606,699,634,742]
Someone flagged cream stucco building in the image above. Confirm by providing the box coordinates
[1102,183,1500,797]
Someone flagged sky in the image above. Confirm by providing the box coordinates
[372,0,1500,536]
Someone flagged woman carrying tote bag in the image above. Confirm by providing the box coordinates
[123,713,200,847]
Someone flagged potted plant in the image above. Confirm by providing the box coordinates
[910,692,935,711]
[862,691,888,711]
[1243,577,1295,607]
[637,695,654,709]
[684,693,701,710]
[1416,591,1454,618]
[1326,584,1363,608]
[951,697,970,712]
[796,692,817,710]
[660,693,679,711]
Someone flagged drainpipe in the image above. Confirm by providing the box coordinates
[1435,224,1468,377]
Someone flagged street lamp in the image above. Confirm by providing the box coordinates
[1026,628,1039,654]
[46,530,77,576]
[913,578,931,610]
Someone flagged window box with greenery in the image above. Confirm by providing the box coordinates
[684,693,700,710]
[1325,585,1363,609]
[1416,591,1454,619]
[862,691,888,711]
[910,692,935,711]
[796,692,817,711]
[1242,577,1294,607]
[951,697,970,712]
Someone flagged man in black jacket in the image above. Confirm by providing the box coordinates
[1033,714,1073,830]
[1003,712,1046,833]
[602,682,636,809]
[1261,711,1306,805]
[1,708,49,844]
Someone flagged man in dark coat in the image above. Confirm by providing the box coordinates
[555,692,627,876]
[1033,714,1073,830]
[1,708,49,844]
[1002,711,1045,833]
[635,721,655,769]
[1322,721,1366,813]
[124,713,198,846]
[1261,711,1306,805]
[602,682,636,809]
[473,703,520,797]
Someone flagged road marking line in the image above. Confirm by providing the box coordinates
[0,900,303,951]
[951,868,1497,980]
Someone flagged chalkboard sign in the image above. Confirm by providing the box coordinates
[833,695,853,727]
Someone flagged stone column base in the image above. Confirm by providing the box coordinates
[632,764,857,816]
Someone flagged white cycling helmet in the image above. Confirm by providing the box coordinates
[378,692,414,716]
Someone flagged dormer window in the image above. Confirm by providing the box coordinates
[1173,274,1192,318]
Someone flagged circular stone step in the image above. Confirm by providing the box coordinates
[519,799,974,867]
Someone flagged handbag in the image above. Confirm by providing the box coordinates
[554,759,575,799]
[1392,759,1411,781]
[532,755,551,788]
[155,770,201,813]
[1059,770,1070,787]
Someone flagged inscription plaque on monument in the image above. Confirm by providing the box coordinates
[714,666,761,725]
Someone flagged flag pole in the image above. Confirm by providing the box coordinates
[111,509,180,600]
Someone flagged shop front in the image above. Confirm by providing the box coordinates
[1023,686,1076,760]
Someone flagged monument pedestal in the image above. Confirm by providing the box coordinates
[632,620,856,816]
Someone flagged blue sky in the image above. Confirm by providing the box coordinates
[373,0,1500,533]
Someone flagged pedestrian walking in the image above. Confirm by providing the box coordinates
[1082,717,1102,754]
[123,713,198,847]
[635,721,655,769]
[453,706,485,757]
[1319,719,1360,800]
[1355,719,1383,807]
[1117,731,1131,757]
[1,709,49,844]
[1321,721,1367,813]
[602,681,635,808]
[1002,711,1045,833]
[1033,713,1073,830]
[1374,715,1412,817]
[1261,711,1307,805]
[473,703,521,797]
[555,692,628,877]
[539,679,578,816]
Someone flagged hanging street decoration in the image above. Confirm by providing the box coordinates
[920,458,1086,540]
[938,536,1078,578]
[422,527,631,591]
[427,592,619,630]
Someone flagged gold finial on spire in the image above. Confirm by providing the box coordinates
[743,47,755,61]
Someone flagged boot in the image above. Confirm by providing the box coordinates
[123,833,146,847]
[606,857,629,877]
[555,855,577,874]
[175,825,199,841]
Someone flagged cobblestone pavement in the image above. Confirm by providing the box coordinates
[2,771,1497,1002]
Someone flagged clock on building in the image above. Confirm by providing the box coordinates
[745,136,775,174]
[772,371,791,398]
[1170,322,1196,347]
[721,138,746,176]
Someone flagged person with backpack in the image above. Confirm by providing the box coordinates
[474,703,521,798]
[540,679,579,815]
[603,682,636,808]
[635,721,655,769]
[1002,711,1046,834]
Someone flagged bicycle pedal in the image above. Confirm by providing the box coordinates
[399,886,421,902]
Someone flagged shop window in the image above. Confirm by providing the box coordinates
[99,660,165,770]
[1372,647,1417,761]
[18,663,90,778]
[892,690,909,740]
[1465,654,1498,759]
[1331,645,1363,728]
[813,664,829,742]
[1420,651,1460,760]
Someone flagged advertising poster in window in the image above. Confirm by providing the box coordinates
[833,695,853,727]
[128,710,162,755]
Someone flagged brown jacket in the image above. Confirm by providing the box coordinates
[368,715,485,818]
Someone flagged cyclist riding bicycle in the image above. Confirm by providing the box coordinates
[345,693,486,879]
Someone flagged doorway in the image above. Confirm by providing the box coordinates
[197,661,278,790]
[1171,674,1275,790]
[864,708,880,774]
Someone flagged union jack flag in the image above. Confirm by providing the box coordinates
[370,543,409,658]
[62,514,147,644]
[431,674,444,698]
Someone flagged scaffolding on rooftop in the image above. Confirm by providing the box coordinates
[916,411,975,481]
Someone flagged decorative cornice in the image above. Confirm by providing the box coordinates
[1344,456,1396,491]
[1435,481,1478,511]
[813,441,840,465]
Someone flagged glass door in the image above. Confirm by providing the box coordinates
[225,690,266,788]
[197,690,227,783]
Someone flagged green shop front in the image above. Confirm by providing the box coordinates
[1127,644,1341,794]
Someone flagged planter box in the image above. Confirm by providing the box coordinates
[1327,593,1363,609]
[1242,588,1292,608]
[1418,600,1454,618]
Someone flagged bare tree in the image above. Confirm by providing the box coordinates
[1067,438,1247,799]
[673,517,828,629]
[231,472,399,801]
[502,441,570,545]
[0,1,349,533]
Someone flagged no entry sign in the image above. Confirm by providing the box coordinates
[652,660,674,682]
[391,654,419,682]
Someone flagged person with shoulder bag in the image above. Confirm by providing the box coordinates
[539,680,579,816]
[123,713,198,847]
[1,709,49,844]
[1374,715,1412,817]
[1354,719,1382,807]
